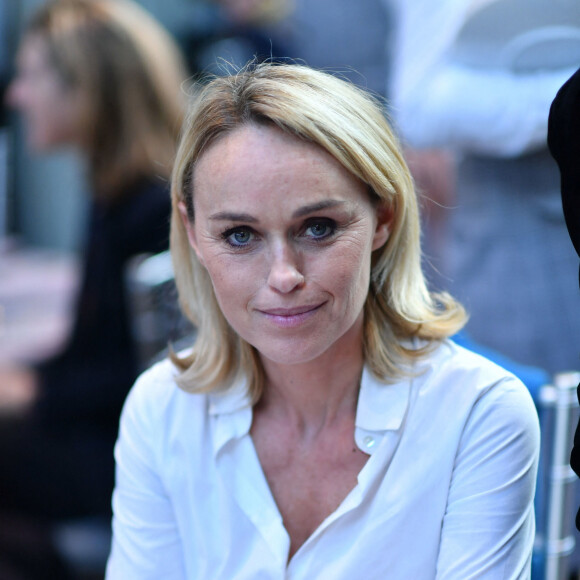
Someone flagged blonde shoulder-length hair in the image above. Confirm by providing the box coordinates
[171,62,467,402]
[25,0,188,201]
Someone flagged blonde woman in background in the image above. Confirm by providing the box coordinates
[107,63,539,579]
[0,0,187,576]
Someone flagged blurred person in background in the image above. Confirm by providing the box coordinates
[186,0,392,101]
[189,0,293,75]
[548,66,580,531]
[387,0,580,377]
[0,0,187,576]
[284,0,392,99]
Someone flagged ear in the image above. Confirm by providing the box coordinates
[178,201,205,266]
[371,202,393,251]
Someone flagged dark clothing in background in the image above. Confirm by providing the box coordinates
[549,66,580,261]
[0,177,171,519]
[285,0,392,98]
[548,65,580,531]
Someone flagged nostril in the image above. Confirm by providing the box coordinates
[267,261,305,293]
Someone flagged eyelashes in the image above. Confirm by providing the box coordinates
[221,226,255,248]
[220,218,338,249]
[305,219,335,239]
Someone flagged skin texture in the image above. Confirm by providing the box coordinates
[179,124,391,557]
[6,34,83,151]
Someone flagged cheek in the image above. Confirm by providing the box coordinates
[26,91,76,148]
[321,239,373,302]
[338,259,371,307]
[204,256,255,314]
[28,78,59,115]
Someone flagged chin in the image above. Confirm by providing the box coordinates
[254,337,334,367]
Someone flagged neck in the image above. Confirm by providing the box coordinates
[256,323,365,435]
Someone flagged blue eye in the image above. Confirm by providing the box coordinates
[222,227,254,247]
[305,220,335,239]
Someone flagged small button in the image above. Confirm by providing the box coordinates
[363,436,375,448]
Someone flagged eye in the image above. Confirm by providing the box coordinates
[222,226,255,247]
[304,219,336,240]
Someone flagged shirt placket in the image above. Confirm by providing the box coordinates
[286,425,404,579]
[212,407,291,574]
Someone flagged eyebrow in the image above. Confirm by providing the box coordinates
[209,211,257,222]
[292,200,345,218]
[208,200,346,222]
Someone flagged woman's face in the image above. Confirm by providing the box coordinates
[182,124,391,367]
[6,34,84,151]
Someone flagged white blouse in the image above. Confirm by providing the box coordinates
[106,340,539,579]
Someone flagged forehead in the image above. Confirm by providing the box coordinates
[192,124,366,205]
[197,124,331,172]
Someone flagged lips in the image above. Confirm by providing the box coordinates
[259,304,322,317]
[257,302,325,327]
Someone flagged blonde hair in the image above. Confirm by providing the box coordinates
[26,0,188,200]
[171,62,466,401]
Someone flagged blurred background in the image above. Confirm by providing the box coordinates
[0,0,391,252]
[1,1,579,579]
[0,0,227,252]
[0,0,392,368]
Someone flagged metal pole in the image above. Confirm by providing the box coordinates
[544,371,580,580]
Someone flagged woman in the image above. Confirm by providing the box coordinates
[107,63,539,578]
[0,0,187,572]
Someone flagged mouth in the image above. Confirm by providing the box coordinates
[258,303,325,327]
[260,304,322,316]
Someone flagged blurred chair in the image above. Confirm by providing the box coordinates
[534,371,580,580]
[125,250,196,371]
[445,334,579,580]
[50,252,195,579]
[52,516,112,580]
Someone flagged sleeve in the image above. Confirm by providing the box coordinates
[35,351,137,423]
[395,64,576,157]
[33,181,172,425]
[548,66,580,258]
[436,378,540,579]
[574,384,580,531]
[105,374,186,580]
[389,0,577,157]
[547,68,580,530]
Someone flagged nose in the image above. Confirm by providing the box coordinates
[267,245,305,294]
